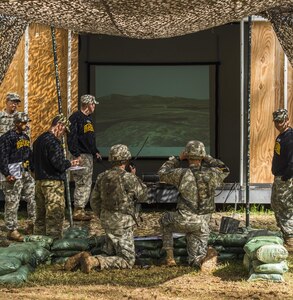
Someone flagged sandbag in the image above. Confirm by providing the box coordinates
[209,232,247,247]
[52,250,81,258]
[0,257,22,276]
[0,246,36,266]
[248,273,284,282]
[214,245,244,254]
[243,254,251,271]
[134,238,162,250]
[0,265,32,284]
[88,235,106,249]
[256,244,288,264]
[51,257,69,264]
[23,235,54,249]
[90,247,104,256]
[51,238,90,251]
[63,227,89,239]
[252,260,288,274]
[136,248,163,259]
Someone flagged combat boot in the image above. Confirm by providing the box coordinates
[64,251,90,271]
[24,221,34,235]
[7,230,24,242]
[284,237,293,253]
[80,254,100,274]
[163,248,177,267]
[73,208,92,221]
[200,246,218,273]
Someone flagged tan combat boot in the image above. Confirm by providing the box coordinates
[164,248,177,267]
[200,246,218,273]
[73,208,92,221]
[7,230,24,242]
[24,221,34,235]
[80,254,100,274]
[284,237,293,253]
[64,251,90,271]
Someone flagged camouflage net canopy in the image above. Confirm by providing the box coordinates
[0,0,293,83]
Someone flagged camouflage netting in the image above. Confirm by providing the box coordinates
[0,1,293,84]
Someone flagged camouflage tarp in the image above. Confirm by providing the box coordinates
[0,1,293,83]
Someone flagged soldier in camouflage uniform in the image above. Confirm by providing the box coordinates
[65,144,148,273]
[0,92,35,233]
[33,114,79,239]
[159,140,229,270]
[67,94,101,221]
[0,112,35,242]
[271,109,293,251]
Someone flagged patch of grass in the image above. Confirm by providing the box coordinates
[222,204,273,215]
[25,264,196,287]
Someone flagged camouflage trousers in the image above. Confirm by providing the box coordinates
[94,226,135,270]
[71,153,93,209]
[3,171,35,231]
[271,177,293,238]
[160,210,211,267]
[34,180,65,239]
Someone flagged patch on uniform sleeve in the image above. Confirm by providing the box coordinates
[274,141,281,155]
[84,123,94,133]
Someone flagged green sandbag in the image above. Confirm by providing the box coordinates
[90,247,104,256]
[0,265,32,284]
[174,256,188,265]
[218,253,239,261]
[136,248,163,259]
[51,257,69,264]
[256,244,288,264]
[214,245,244,254]
[134,238,162,250]
[174,248,188,256]
[248,273,284,282]
[135,257,162,266]
[51,238,90,251]
[244,236,283,258]
[23,235,54,249]
[252,260,288,274]
[174,236,186,248]
[0,247,36,267]
[63,227,89,239]
[0,257,22,276]
[243,254,251,271]
[209,232,248,247]
[52,250,81,257]
[88,235,106,249]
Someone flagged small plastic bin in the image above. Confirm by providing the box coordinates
[219,217,240,234]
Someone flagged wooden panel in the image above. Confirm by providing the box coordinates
[250,22,284,183]
[71,33,79,113]
[28,24,69,142]
[288,61,293,122]
[0,34,25,111]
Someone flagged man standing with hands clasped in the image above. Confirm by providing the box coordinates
[68,94,101,221]
[271,108,293,251]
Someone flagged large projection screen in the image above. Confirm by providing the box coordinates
[90,64,216,158]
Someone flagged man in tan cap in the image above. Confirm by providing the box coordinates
[271,108,293,251]
[67,94,101,221]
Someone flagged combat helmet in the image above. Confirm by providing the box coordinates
[13,112,31,123]
[272,108,288,122]
[184,140,206,159]
[108,144,131,162]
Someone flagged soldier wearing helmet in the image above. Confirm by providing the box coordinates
[33,114,79,239]
[271,108,293,251]
[159,140,229,271]
[67,94,101,221]
[65,144,148,273]
[0,112,35,242]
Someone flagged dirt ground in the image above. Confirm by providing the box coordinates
[0,209,292,300]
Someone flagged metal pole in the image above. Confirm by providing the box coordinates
[246,16,252,227]
[51,27,73,227]
[284,54,288,109]
[24,25,29,114]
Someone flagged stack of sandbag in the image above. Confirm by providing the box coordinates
[50,227,90,264]
[243,236,289,282]
[0,239,51,284]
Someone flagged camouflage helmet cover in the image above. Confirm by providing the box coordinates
[80,94,99,105]
[7,92,21,102]
[13,112,31,123]
[108,144,132,162]
[272,108,288,122]
[52,113,71,132]
[184,140,206,159]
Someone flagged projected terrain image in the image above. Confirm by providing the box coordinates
[94,94,210,157]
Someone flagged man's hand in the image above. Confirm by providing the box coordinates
[96,153,102,160]
[179,151,187,161]
[6,175,16,182]
[70,159,80,167]
[129,164,136,175]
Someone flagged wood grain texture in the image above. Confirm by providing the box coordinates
[71,33,79,114]
[288,61,293,122]
[250,22,284,183]
[0,34,25,111]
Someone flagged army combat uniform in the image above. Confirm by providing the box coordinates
[271,123,293,240]
[33,131,71,239]
[90,166,148,269]
[0,127,35,233]
[159,155,229,267]
[68,109,100,214]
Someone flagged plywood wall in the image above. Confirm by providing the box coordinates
[0,24,78,142]
[250,21,293,183]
